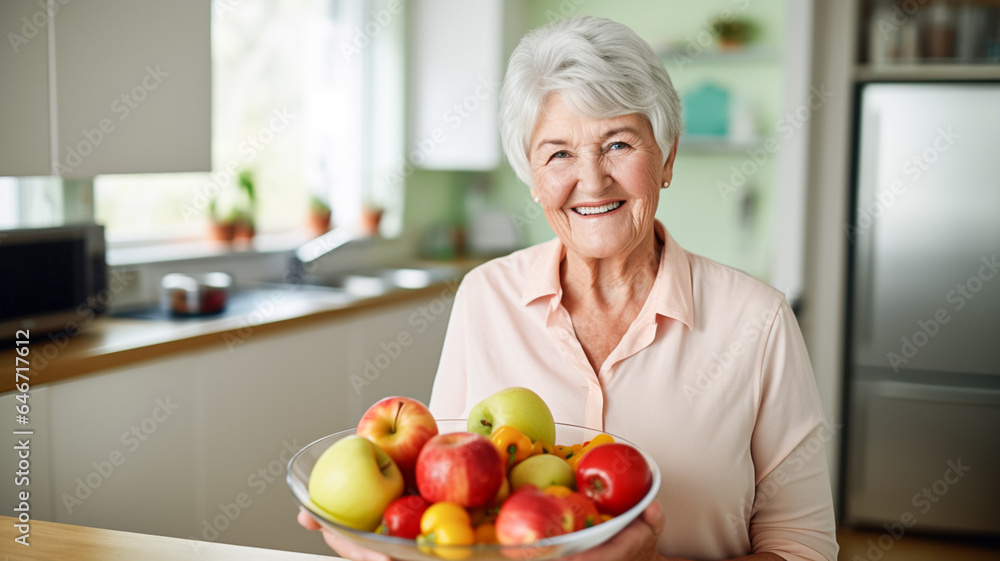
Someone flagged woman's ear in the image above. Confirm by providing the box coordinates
[661,135,680,186]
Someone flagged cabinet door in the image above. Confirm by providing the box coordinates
[0,1,52,175]
[409,0,503,170]
[53,0,211,178]
[197,319,355,555]
[45,353,203,537]
[348,292,454,421]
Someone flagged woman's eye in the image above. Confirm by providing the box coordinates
[549,150,569,160]
[608,141,630,151]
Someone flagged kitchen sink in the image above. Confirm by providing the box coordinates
[112,265,462,322]
[110,284,353,321]
[295,265,460,297]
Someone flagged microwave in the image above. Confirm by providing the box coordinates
[0,225,107,341]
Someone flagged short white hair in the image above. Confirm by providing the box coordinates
[499,16,682,188]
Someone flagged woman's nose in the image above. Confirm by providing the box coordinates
[574,154,611,194]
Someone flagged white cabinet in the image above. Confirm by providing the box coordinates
[408,0,504,170]
[0,1,52,175]
[46,352,205,538]
[0,293,452,555]
[0,0,211,177]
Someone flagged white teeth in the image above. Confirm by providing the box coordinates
[574,201,622,216]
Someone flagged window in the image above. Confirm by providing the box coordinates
[0,177,66,230]
[94,0,377,244]
[0,178,18,229]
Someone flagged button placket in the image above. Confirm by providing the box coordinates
[585,383,605,430]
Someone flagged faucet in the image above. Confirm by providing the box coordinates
[288,227,373,282]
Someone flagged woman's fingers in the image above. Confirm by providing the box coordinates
[641,501,666,537]
[562,501,665,561]
[297,508,393,561]
[297,503,666,561]
[318,530,393,561]
[566,520,654,560]
[297,508,322,530]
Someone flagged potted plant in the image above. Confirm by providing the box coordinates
[307,195,332,237]
[359,201,384,237]
[207,198,236,243]
[232,209,255,244]
[233,169,257,245]
[712,17,756,50]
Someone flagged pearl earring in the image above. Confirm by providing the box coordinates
[662,181,670,188]
[533,196,540,204]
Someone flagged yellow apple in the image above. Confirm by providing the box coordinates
[308,435,403,531]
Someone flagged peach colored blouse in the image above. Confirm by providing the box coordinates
[429,222,838,560]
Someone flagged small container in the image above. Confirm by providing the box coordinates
[923,0,957,60]
[869,0,898,66]
[161,272,233,316]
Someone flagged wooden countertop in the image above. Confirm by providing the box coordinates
[0,263,477,394]
[0,516,341,560]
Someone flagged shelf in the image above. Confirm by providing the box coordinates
[855,63,1000,82]
[657,44,781,65]
[679,135,762,155]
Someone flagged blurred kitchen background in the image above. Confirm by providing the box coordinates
[1,0,999,559]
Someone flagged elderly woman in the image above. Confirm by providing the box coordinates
[300,16,838,561]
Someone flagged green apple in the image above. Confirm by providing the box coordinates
[308,435,404,531]
[468,387,556,447]
[509,454,576,492]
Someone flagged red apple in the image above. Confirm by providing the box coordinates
[415,432,504,508]
[575,443,652,516]
[357,396,438,489]
[495,485,574,545]
[378,494,430,539]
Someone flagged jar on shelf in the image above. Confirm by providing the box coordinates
[923,0,957,60]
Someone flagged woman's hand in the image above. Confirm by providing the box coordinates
[297,508,393,561]
[562,501,677,561]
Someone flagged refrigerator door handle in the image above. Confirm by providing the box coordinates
[853,104,881,345]
[875,381,1000,407]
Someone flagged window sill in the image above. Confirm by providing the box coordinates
[106,230,312,267]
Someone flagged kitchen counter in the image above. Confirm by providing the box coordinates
[0,516,342,560]
[0,261,479,394]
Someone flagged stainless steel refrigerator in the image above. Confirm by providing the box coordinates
[843,82,1000,536]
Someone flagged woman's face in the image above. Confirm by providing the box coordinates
[528,93,676,261]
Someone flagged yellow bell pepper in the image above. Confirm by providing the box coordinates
[418,502,474,559]
[567,434,615,470]
[581,433,615,452]
[553,445,575,460]
[490,425,533,468]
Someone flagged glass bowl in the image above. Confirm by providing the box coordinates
[287,420,661,560]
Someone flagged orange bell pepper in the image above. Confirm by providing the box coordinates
[490,425,533,468]
[531,440,553,456]
[474,522,498,544]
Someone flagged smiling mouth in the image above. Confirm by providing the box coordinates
[572,201,624,216]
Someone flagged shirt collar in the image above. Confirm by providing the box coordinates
[652,221,695,330]
[521,237,565,306]
[519,221,695,330]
